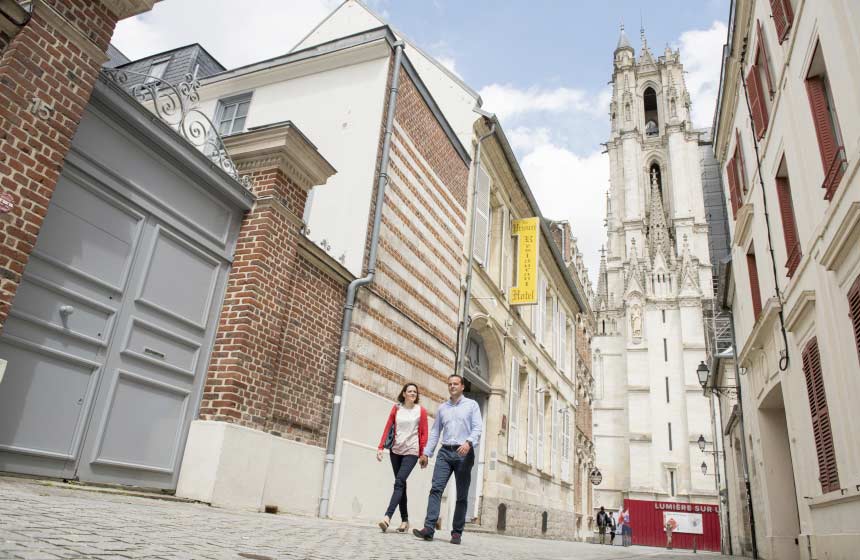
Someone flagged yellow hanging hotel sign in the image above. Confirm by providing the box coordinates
[510,217,540,306]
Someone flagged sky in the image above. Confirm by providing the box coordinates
[111,0,730,285]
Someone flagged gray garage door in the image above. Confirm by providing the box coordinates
[0,91,247,490]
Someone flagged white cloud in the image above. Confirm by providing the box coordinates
[677,20,728,129]
[518,140,609,284]
[435,56,462,79]
[111,0,340,69]
[479,83,608,121]
[507,127,552,153]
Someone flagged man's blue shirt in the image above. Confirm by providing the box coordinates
[423,395,482,458]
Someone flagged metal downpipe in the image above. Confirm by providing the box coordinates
[318,41,405,518]
[454,121,496,377]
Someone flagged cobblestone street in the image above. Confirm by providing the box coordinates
[0,477,740,560]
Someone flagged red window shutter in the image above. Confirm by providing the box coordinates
[806,77,838,173]
[747,67,768,139]
[776,176,801,277]
[770,0,788,41]
[802,338,840,493]
[849,275,860,366]
[747,253,762,321]
[757,22,774,97]
[727,157,740,217]
[735,132,748,194]
[770,0,795,43]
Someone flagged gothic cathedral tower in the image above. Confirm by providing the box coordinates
[591,25,718,511]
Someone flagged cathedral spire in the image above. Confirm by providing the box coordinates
[647,169,672,261]
[616,20,633,52]
[597,245,608,307]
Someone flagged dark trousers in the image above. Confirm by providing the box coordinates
[423,446,474,536]
[384,452,419,520]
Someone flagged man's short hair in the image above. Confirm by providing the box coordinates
[447,374,464,385]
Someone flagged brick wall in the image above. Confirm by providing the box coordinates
[0,0,120,330]
[199,168,306,427]
[268,253,343,445]
[346,66,468,408]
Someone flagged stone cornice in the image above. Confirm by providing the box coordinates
[738,296,782,367]
[733,202,754,248]
[33,0,109,64]
[298,234,355,287]
[223,121,336,192]
[101,0,158,19]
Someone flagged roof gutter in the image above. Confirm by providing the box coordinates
[318,40,405,519]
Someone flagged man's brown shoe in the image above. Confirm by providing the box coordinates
[413,528,433,541]
[450,533,461,545]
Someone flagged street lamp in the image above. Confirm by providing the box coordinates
[697,361,710,389]
[696,361,738,398]
[697,434,706,452]
[701,461,708,476]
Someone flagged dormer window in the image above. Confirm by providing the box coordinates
[644,87,659,135]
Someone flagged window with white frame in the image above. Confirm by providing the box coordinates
[507,357,520,458]
[473,165,492,266]
[144,57,170,84]
[526,372,536,465]
[215,93,252,136]
[536,385,546,471]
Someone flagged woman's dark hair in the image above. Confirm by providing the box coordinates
[397,383,420,404]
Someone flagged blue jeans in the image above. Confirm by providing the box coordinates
[384,452,418,520]
[423,446,474,536]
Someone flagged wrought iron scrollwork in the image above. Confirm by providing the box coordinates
[103,68,252,189]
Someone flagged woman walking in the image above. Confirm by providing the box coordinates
[376,383,428,532]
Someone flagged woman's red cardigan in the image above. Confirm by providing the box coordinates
[378,404,428,456]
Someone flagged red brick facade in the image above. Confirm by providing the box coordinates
[0,0,121,331]
[198,161,345,447]
[347,67,468,408]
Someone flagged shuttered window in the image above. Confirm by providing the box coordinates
[537,390,546,470]
[747,252,763,321]
[775,171,801,277]
[473,166,492,265]
[559,313,568,373]
[550,396,558,475]
[849,275,860,366]
[770,0,794,43]
[806,66,846,200]
[802,337,840,493]
[508,357,519,457]
[527,372,535,465]
[746,65,769,139]
[756,21,774,99]
[727,156,740,217]
[735,131,748,195]
[561,408,571,483]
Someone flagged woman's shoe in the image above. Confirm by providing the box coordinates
[396,521,410,533]
[378,516,390,532]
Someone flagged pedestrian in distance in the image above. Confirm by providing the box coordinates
[664,517,676,550]
[376,382,429,533]
[596,506,608,544]
[413,374,482,545]
[608,512,617,545]
[621,508,632,547]
[615,515,624,546]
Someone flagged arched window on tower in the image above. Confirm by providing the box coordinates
[644,87,659,136]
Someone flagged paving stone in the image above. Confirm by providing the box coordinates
[0,477,742,560]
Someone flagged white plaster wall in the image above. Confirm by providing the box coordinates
[330,382,437,523]
[198,54,390,277]
[294,0,478,149]
[176,420,324,515]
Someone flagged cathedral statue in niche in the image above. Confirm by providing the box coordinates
[630,304,643,338]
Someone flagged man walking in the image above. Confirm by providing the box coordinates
[413,374,482,545]
[596,506,608,544]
